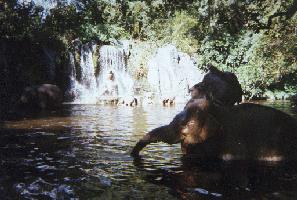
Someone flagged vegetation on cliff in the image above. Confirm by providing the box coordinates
[1,0,296,99]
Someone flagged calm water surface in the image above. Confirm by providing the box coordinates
[1,101,297,199]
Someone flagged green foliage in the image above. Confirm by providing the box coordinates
[0,1,43,39]
[192,0,297,98]
[149,11,199,54]
[1,0,297,99]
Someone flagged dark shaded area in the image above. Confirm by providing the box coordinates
[0,39,69,118]
[135,156,297,200]
[202,64,243,105]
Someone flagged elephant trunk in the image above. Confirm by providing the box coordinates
[131,125,180,157]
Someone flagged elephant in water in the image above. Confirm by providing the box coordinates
[132,65,297,161]
[18,84,63,110]
[131,101,297,161]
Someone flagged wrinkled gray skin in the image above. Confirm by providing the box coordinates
[131,111,187,157]
[18,84,63,110]
[130,99,221,157]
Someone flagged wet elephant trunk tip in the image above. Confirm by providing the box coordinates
[131,125,180,157]
[131,139,150,157]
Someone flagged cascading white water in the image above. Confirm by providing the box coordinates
[67,42,204,105]
[97,45,134,100]
[77,43,98,103]
[68,43,99,104]
[80,44,97,90]
[68,52,76,93]
[67,43,134,104]
[67,52,84,102]
[147,44,205,104]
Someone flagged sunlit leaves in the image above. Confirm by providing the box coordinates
[2,0,297,98]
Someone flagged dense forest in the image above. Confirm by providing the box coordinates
[0,0,297,107]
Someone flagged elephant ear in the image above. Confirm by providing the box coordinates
[180,107,223,154]
[203,64,243,105]
[180,108,208,144]
[188,108,222,143]
[224,72,243,104]
[200,113,223,140]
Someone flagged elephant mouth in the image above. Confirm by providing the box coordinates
[180,126,188,140]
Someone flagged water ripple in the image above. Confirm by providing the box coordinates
[0,103,297,199]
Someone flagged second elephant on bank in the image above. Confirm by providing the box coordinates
[18,84,63,110]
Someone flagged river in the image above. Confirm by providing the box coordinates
[1,101,297,199]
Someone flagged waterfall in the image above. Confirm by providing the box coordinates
[147,44,204,104]
[65,52,78,101]
[67,43,98,104]
[67,43,134,104]
[68,53,76,90]
[66,42,204,105]
[80,44,97,90]
[97,45,134,99]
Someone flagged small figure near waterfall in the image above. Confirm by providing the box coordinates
[136,66,145,79]
[177,55,180,64]
[98,70,119,105]
[162,97,175,106]
[102,71,119,97]
[118,96,138,107]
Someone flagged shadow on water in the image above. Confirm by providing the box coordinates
[134,155,297,199]
[0,101,297,199]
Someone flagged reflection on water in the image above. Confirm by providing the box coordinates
[1,101,297,199]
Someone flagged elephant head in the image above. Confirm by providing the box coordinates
[131,100,222,157]
[179,104,222,155]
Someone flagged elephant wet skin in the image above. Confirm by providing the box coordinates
[131,102,297,161]
[206,103,297,161]
[131,102,222,158]
[131,111,186,157]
